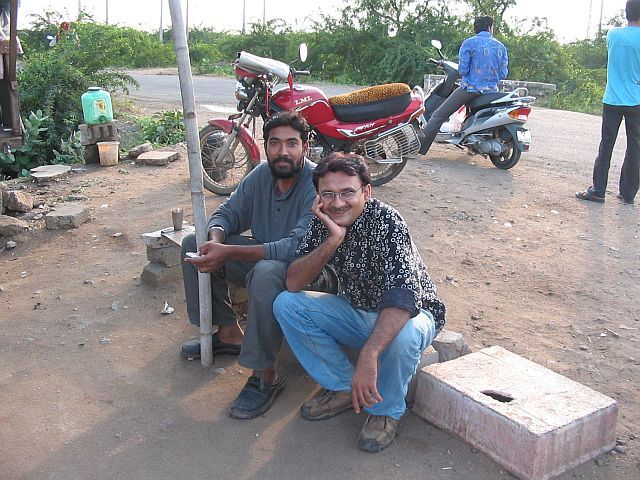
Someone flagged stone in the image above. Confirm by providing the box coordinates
[6,240,17,249]
[432,330,472,362]
[146,244,181,268]
[3,190,33,213]
[141,229,174,249]
[135,150,180,166]
[406,345,439,404]
[127,142,153,158]
[413,346,618,480]
[141,261,182,286]
[0,215,29,236]
[44,203,91,229]
[30,164,72,181]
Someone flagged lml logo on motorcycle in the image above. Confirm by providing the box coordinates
[294,95,313,106]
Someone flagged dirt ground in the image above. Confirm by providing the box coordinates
[1,103,639,480]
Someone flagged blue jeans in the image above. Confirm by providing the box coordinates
[273,291,436,419]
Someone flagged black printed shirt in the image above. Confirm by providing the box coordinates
[295,199,446,331]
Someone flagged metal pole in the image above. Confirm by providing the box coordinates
[586,0,592,38]
[105,0,109,24]
[242,0,246,34]
[168,0,213,368]
[263,0,265,27]
[185,0,189,41]
[77,0,82,19]
[597,0,604,36]
[159,0,163,44]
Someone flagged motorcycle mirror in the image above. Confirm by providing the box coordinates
[431,39,442,50]
[299,43,308,63]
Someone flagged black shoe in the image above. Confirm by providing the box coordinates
[180,333,241,360]
[575,187,605,203]
[229,375,285,419]
[616,193,635,205]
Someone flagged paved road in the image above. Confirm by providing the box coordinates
[129,71,356,111]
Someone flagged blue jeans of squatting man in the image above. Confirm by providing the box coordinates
[273,291,436,419]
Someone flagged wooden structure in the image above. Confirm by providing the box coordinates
[0,0,23,151]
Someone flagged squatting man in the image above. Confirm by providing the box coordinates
[274,153,446,452]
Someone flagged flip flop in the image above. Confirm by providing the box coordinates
[212,332,242,355]
[575,189,604,203]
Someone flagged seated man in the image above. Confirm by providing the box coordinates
[181,111,318,419]
[274,153,446,452]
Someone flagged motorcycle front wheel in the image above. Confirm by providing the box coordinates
[489,128,521,170]
[199,124,255,195]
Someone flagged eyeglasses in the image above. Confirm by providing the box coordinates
[319,185,365,201]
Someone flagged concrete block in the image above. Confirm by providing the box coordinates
[141,261,182,286]
[413,346,618,480]
[84,144,100,164]
[146,244,181,268]
[3,190,33,213]
[78,122,118,146]
[136,151,179,166]
[406,345,439,405]
[141,229,173,249]
[432,329,472,362]
[141,226,195,249]
[30,164,72,181]
[44,203,91,229]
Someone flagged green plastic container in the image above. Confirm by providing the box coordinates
[81,87,113,125]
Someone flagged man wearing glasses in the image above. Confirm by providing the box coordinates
[274,153,446,452]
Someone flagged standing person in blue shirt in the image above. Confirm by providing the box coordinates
[576,0,640,205]
[420,16,509,153]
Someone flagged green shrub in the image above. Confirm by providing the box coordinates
[0,110,49,178]
[136,110,186,146]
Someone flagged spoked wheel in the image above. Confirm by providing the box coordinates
[361,133,409,186]
[489,128,521,170]
[199,124,254,195]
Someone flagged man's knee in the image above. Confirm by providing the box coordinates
[181,233,197,256]
[247,260,287,288]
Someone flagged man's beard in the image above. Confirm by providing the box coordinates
[267,155,303,179]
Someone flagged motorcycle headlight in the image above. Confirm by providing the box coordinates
[235,82,249,101]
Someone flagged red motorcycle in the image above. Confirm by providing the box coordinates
[200,46,426,194]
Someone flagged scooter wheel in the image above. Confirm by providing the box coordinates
[489,131,521,170]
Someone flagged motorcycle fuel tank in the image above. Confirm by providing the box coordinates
[271,85,334,125]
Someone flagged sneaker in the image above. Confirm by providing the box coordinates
[575,187,605,203]
[357,415,399,453]
[300,388,353,421]
[229,375,285,419]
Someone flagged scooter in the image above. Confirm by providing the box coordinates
[420,40,535,169]
[199,44,427,194]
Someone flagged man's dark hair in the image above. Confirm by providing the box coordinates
[263,111,310,144]
[474,16,494,34]
[312,152,371,190]
[627,0,640,22]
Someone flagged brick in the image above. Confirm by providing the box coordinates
[406,345,439,405]
[141,261,182,286]
[44,203,91,229]
[413,346,618,480]
[146,244,181,268]
[136,151,179,166]
[78,122,118,146]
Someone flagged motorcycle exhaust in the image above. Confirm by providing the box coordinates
[476,140,504,156]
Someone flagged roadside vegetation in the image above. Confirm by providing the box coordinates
[1,0,619,178]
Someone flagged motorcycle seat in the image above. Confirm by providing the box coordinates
[329,83,412,123]
[466,93,512,110]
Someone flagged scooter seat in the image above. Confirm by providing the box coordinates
[466,93,511,110]
[329,83,412,122]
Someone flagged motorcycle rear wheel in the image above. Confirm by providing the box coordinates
[199,124,255,195]
[489,129,521,170]
[366,159,408,186]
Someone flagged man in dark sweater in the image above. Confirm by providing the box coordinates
[181,111,318,419]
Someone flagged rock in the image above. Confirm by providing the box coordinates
[128,142,153,158]
[614,445,627,454]
[99,338,112,345]
[141,261,182,286]
[432,330,472,362]
[44,203,91,229]
[6,240,17,249]
[3,190,33,213]
[136,150,180,166]
[0,215,29,237]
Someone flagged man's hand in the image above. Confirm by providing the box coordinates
[351,351,383,413]
[312,196,346,244]
[185,240,229,273]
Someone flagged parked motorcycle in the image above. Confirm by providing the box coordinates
[199,44,427,194]
[420,39,535,169]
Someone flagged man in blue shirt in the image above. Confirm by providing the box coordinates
[576,0,640,205]
[420,16,509,153]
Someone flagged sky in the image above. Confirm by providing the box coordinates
[17,0,624,43]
